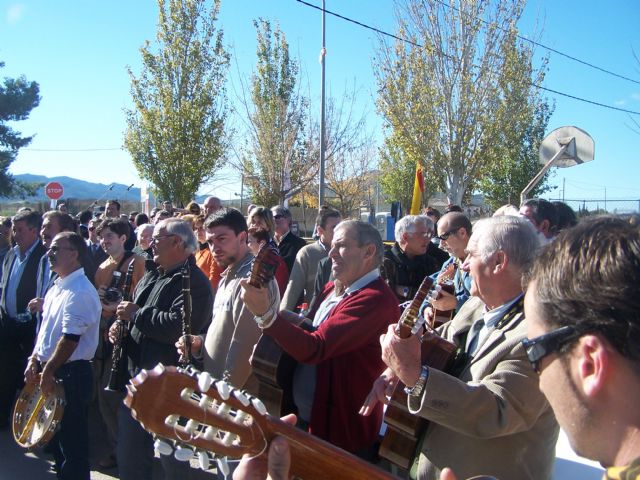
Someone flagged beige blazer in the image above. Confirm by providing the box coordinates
[408,296,559,480]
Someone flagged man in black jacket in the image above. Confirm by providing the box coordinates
[271,205,306,274]
[110,218,213,480]
[381,214,438,302]
[0,210,47,428]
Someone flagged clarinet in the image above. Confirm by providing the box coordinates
[105,259,136,392]
[178,261,192,366]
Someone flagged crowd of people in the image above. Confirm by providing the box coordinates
[1,195,639,480]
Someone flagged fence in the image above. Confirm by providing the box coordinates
[547,198,640,216]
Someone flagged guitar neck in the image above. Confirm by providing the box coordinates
[396,277,434,339]
[263,415,396,480]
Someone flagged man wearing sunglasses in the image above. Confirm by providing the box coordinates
[366,215,558,480]
[523,215,640,479]
[271,205,307,274]
[419,212,473,325]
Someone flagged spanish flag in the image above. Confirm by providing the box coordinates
[410,163,424,214]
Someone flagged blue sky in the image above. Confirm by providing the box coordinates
[1,0,639,208]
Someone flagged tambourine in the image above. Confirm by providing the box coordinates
[12,380,65,449]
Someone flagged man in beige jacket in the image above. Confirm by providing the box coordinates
[367,215,558,480]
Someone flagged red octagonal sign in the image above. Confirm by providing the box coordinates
[45,182,64,200]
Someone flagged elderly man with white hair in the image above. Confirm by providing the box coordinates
[381,214,438,302]
[364,215,559,480]
[110,218,213,480]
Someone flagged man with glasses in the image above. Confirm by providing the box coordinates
[420,212,473,325]
[271,205,307,274]
[110,218,213,480]
[523,215,640,479]
[25,232,101,479]
[381,215,438,302]
[365,215,558,480]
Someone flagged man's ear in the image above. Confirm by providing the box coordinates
[492,250,508,274]
[540,219,551,236]
[576,334,609,398]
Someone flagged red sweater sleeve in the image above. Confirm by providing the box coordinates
[265,278,400,364]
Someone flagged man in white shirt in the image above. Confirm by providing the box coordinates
[25,232,101,479]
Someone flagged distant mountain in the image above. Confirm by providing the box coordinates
[12,174,141,202]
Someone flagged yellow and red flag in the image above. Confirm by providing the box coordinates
[410,163,424,215]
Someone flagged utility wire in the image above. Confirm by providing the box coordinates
[23,148,122,152]
[430,0,640,86]
[295,0,640,116]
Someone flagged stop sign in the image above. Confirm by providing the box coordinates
[45,182,64,200]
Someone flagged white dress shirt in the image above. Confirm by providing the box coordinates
[35,268,101,362]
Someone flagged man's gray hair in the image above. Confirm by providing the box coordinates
[336,220,384,267]
[157,218,198,254]
[136,223,154,236]
[394,215,434,243]
[471,215,540,271]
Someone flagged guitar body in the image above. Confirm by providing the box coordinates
[250,310,313,416]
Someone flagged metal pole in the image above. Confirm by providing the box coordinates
[520,144,569,205]
[240,174,244,214]
[318,0,326,207]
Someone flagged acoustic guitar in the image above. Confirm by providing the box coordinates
[124,363,397,479]
[378,276,460,470]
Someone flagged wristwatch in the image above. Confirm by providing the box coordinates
[404,365,430,397]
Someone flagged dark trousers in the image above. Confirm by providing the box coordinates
[0,320,36,424]
[117,401,191,480]
[50,360,93,480]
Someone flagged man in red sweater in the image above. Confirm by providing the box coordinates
[241,220,399,458]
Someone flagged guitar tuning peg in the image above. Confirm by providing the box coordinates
[174,444,194,462]
[233,389,250,407]
[251,397,267,416]
[154,438,173,456]
[217,457,230,477]
[216,380,231,400]
[198,371,213,392]
[198,450,212,470]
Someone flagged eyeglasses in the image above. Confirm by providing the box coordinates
[274,214,285,220]
[151,234,176,244]
[435,228,460,241]
[521,325,585,374]
[48,245,76,254]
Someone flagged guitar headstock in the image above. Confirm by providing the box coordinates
[124,364,397,480]
[249,243,280,288]
[124,364,269,473]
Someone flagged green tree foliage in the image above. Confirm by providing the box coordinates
[478,32,553,209]
[239,19,312,207]
[124,0,230,205]
[375,0,547,207]
[0,62,41,197]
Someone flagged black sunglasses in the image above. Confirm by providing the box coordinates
[435,228,460,241]
[522,325,584,373]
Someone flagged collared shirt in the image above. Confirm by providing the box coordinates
[467,293,523,356]
[605,457,640,479]
[35,268,101,362]
[274,230,290,246]
[312,268,380,328]
[6,239,40,318]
